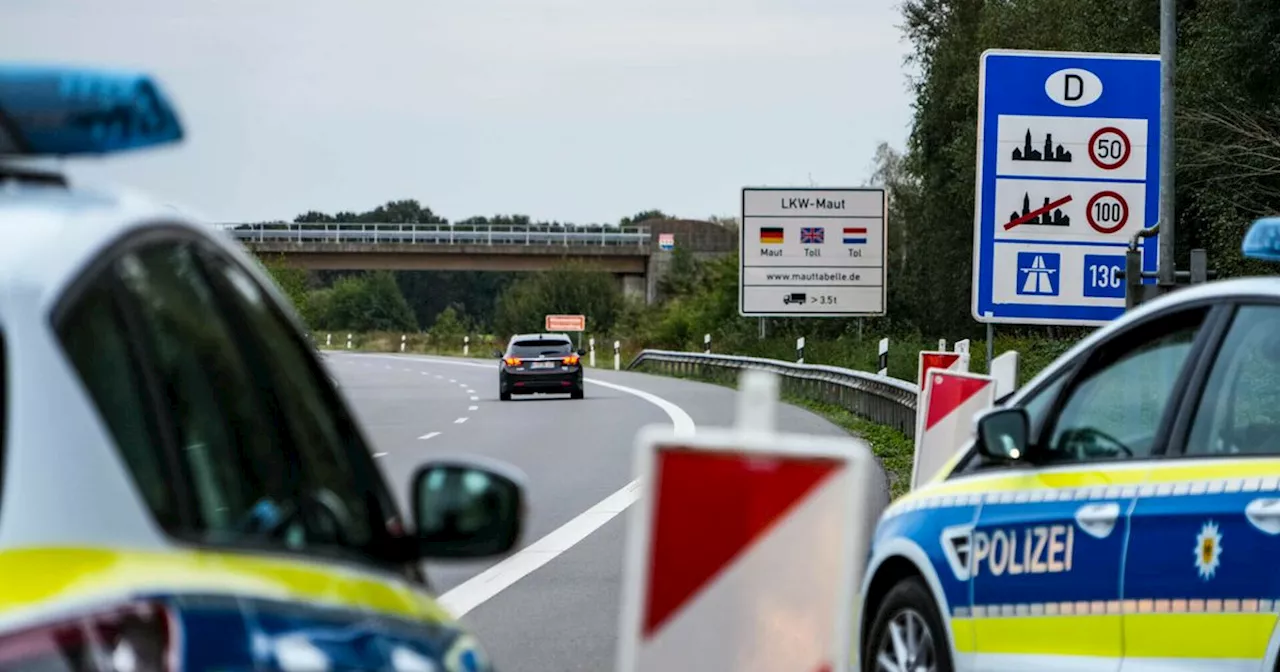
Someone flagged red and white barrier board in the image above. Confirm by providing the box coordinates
[617,373,877,672]
[911,369,996,490]
[915,350,969,388]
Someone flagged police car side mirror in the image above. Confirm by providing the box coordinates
[576,348,586,356]
[492,349,504,359]
[976,407,1030,461]
[410,459,526,559]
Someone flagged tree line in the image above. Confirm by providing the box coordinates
[260,0,1280,355]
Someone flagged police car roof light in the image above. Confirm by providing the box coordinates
[1242,217,1280,263]
[0,65,183,157]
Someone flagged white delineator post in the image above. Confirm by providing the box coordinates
[877,337,889,376]
[614,340,621,371]
[346,333,353,350]
[938,338,946,351]
[796,336,806,364]
[704,333,711,354]
[326,333,332,347]
[590,337,597,367]
[400,334,407,352]
[463,335,470,357]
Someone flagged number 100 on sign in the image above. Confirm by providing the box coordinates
[1083,254,1125,299]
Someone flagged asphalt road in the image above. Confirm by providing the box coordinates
[324,351,865,672]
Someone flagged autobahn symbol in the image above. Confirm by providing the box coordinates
[1086,191,1129,234]
[1088,126,1131,170]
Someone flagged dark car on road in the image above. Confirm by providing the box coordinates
[496,333,585,400]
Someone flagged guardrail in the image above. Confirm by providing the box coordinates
[218,223,651,247]
[627,349,920,438]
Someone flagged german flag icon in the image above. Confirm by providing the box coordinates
[759,227,784,244]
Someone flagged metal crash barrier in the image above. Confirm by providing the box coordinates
[627,349,919,439]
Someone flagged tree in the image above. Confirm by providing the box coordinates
[657,245,704,299]
[320,271,418,332]
[256,254,314,325]
[493,263,624,337]
[431,305,468,346]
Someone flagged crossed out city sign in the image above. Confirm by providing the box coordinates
[971,49,1161,327]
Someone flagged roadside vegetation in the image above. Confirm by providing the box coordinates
[252,0,1280,491]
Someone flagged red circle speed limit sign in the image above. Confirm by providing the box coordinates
[1086,191,1129,234]
[1088,127,1131,170]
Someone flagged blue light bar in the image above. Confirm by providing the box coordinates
[1243,217,1280,263]
[0,65,182,156]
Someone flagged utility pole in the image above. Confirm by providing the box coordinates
[1157,0,1176,289]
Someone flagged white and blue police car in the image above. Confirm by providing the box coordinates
[0,64,524,671]
[860,226,1280,672]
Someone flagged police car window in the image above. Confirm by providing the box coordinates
[1186,305,1280,456]
[57,280,181,532]
[201,251,375,551]
[509,340,572,357]
[115,243,304,548]
[1043,311,1204,463]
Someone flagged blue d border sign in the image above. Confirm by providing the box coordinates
[971,49,1160,327]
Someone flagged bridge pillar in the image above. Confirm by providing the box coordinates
[620,274,647,302]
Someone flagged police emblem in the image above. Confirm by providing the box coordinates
[1194,520,1223,580]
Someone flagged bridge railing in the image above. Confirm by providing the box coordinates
[627,349,919,438]
[217,222,651,247]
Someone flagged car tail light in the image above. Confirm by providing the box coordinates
[0,600,178,672]
[562,355,579,365]
[504,357,521,367]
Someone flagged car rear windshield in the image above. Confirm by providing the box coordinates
[508,339,573,357]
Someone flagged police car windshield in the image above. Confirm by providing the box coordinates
[509,340,572,357]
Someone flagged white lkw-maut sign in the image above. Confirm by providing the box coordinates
[739,187,887,317]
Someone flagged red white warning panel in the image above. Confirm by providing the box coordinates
[911,370,997,490]
[916,350,969,389]
[617,425,876,672]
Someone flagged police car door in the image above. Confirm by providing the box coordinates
[1120,301,1280,671]
[970,305,1213,672]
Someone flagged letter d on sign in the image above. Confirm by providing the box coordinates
[1045,68,1103,107]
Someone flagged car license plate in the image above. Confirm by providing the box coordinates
[531,361,556,369]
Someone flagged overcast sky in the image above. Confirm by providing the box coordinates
[1,0,914,224]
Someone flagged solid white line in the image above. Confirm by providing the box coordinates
[342,353,696,616]
[468,405,478,411]
[437,480,643,616]
[418,432,441,441]
[454,417,468,424]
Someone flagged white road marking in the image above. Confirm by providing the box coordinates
[373,451,388,458]
[439,480,643,616]
[470,395,479,401]
[338,353,696,616]
[449,379,457,383]
[418,432,441,441]
[468,405,478,411]
[454,417,468,424]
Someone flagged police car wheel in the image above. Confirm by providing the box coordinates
[865,577,951,672]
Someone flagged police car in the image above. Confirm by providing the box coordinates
[860,232,1280,672]
[0,66,524,671]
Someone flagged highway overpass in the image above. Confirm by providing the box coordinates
[222,220,736,303]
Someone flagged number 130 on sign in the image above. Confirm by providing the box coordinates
[1083,254,1126,299]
